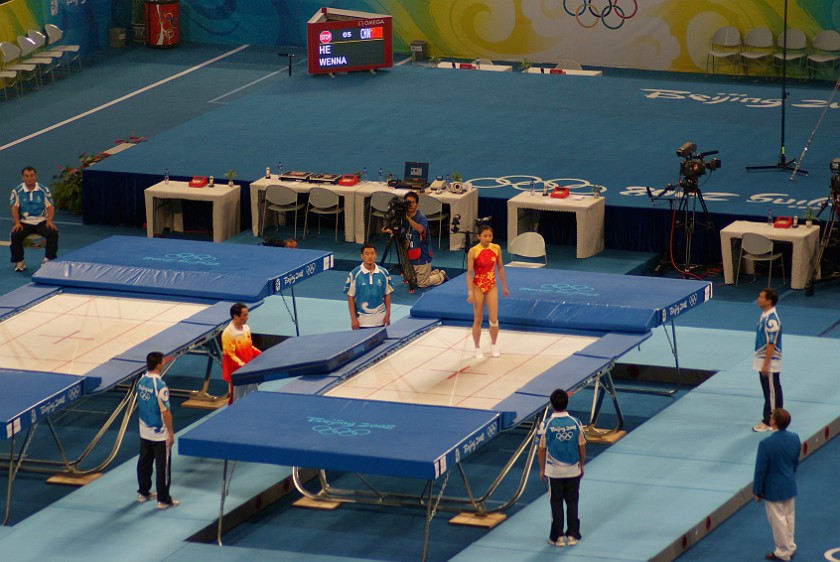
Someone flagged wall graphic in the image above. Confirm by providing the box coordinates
[1,0,837,72]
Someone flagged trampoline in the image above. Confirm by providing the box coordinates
[179,269,712,557]
[0,236,333,524]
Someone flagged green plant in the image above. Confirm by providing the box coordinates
[225,170,237,184]
[429,55,442,66]
[520,58,532,72]
[450,172,462,182]
[803,207,817,222]
[52,152,109,215]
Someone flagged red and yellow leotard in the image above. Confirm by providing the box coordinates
[469,243,501,294]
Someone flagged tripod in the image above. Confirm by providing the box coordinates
[379,229,417,292]
[805,193,840,296]
[672,181,715,275]
[746,0,808,177]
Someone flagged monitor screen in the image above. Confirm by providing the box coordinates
[404,162,429,182]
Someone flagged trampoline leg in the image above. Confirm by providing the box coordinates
[422,479,433,562]
[217,460,229,546]
[2,434,14,526]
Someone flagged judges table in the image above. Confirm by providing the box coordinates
[720,221,821,290]
[353,183,479,250]
[250,176,356,242]
[144,181,240,243]
[507,192,605,258]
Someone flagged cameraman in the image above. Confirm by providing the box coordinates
[384,192,448,287]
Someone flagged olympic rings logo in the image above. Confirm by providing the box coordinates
[163,252,219,265]
[469,176,605,194]
[563,0,638,30]
[825,547,840,562]
[311,425,371,437]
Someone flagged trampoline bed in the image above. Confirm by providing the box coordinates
[179,269,712,553]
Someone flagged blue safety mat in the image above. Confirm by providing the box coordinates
[32,236,334,302]
[179,392,501,480]
[0,370,84,438]
[231,328,388,386]
[411,269,712,333]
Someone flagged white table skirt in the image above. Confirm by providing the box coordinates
[507,192,604,258]
[144,180,240,243]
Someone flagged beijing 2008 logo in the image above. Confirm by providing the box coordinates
[564,0,638,29]
[319,31,332,44]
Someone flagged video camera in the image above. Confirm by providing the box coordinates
[451,214,492,234]
[676,142,721,192]
[830,158,840,195]
[384,195,409,233]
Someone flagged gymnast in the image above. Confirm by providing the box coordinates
[466,225,509,358]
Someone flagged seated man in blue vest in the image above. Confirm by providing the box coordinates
[9,166,59,272]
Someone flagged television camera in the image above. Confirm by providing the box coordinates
[676,142,721,192]
[830,158,840,195]
[383,195,410,235]
[451,214,492,234]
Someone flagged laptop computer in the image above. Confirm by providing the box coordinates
[395,161,430,190]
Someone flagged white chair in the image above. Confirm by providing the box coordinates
[366,190,393,241]
[807,30,840,79]
[705,26,741,77]
[44,24,81,73]
[0,68,19,101]
[303,187,343,242]
[261,184,304,238]
[736,232,785,287]
[17,36,56,86]
[27,30,64,60]
[774,29,808,78]
[740,27,774,77]
[506,232,547,268]
[554,60,583,71]
[418,194,449,249]
[0,42,38,92]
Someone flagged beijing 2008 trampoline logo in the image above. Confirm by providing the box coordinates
[563,0,638,29]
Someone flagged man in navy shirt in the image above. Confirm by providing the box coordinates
[9,166,59,272]
[754,408,800,561]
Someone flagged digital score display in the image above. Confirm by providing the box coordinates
[307,8,393,75]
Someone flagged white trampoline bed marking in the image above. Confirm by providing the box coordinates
[326,326,597,410]
[0,293,208,375]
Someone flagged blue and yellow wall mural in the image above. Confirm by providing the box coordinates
[2,0,838,72]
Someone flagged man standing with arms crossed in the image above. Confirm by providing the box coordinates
[345,244,393,329]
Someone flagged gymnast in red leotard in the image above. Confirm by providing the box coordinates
[466,225,509,359]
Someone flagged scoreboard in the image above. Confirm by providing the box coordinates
[306,8,393,75]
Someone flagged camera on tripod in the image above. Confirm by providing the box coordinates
[677,142,721,190]
[830,158,840,195]
[384,196,409,233]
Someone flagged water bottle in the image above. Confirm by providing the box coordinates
[767,209,773,226]
[530,178,535,196]
[362,167,368,181]
[474,58,480,70]
[277,161,283,178]
[265,167,271,179]
[208,176,214,187]
[164,168,169,184]
[445,174,452,187]
[378,168,384,183]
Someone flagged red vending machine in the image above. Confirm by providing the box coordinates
[145,0,180,48]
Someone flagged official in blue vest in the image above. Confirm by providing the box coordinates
[9,166,59,272]
[753,407,800,561]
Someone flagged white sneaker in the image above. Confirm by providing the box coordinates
[547,537,566,547]
[491,345,500,358]
[137,492,157,503]
[41,257,50,266]
[156,499,180,510]
[14,261,25,272]
[753,422,772,432]
[566,536,578,546]
[474,348,485,359]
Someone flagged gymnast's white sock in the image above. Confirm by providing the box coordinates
[491,344,500,358]
[475,347,485,359]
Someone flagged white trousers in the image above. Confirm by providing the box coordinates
[765,498,796,561]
